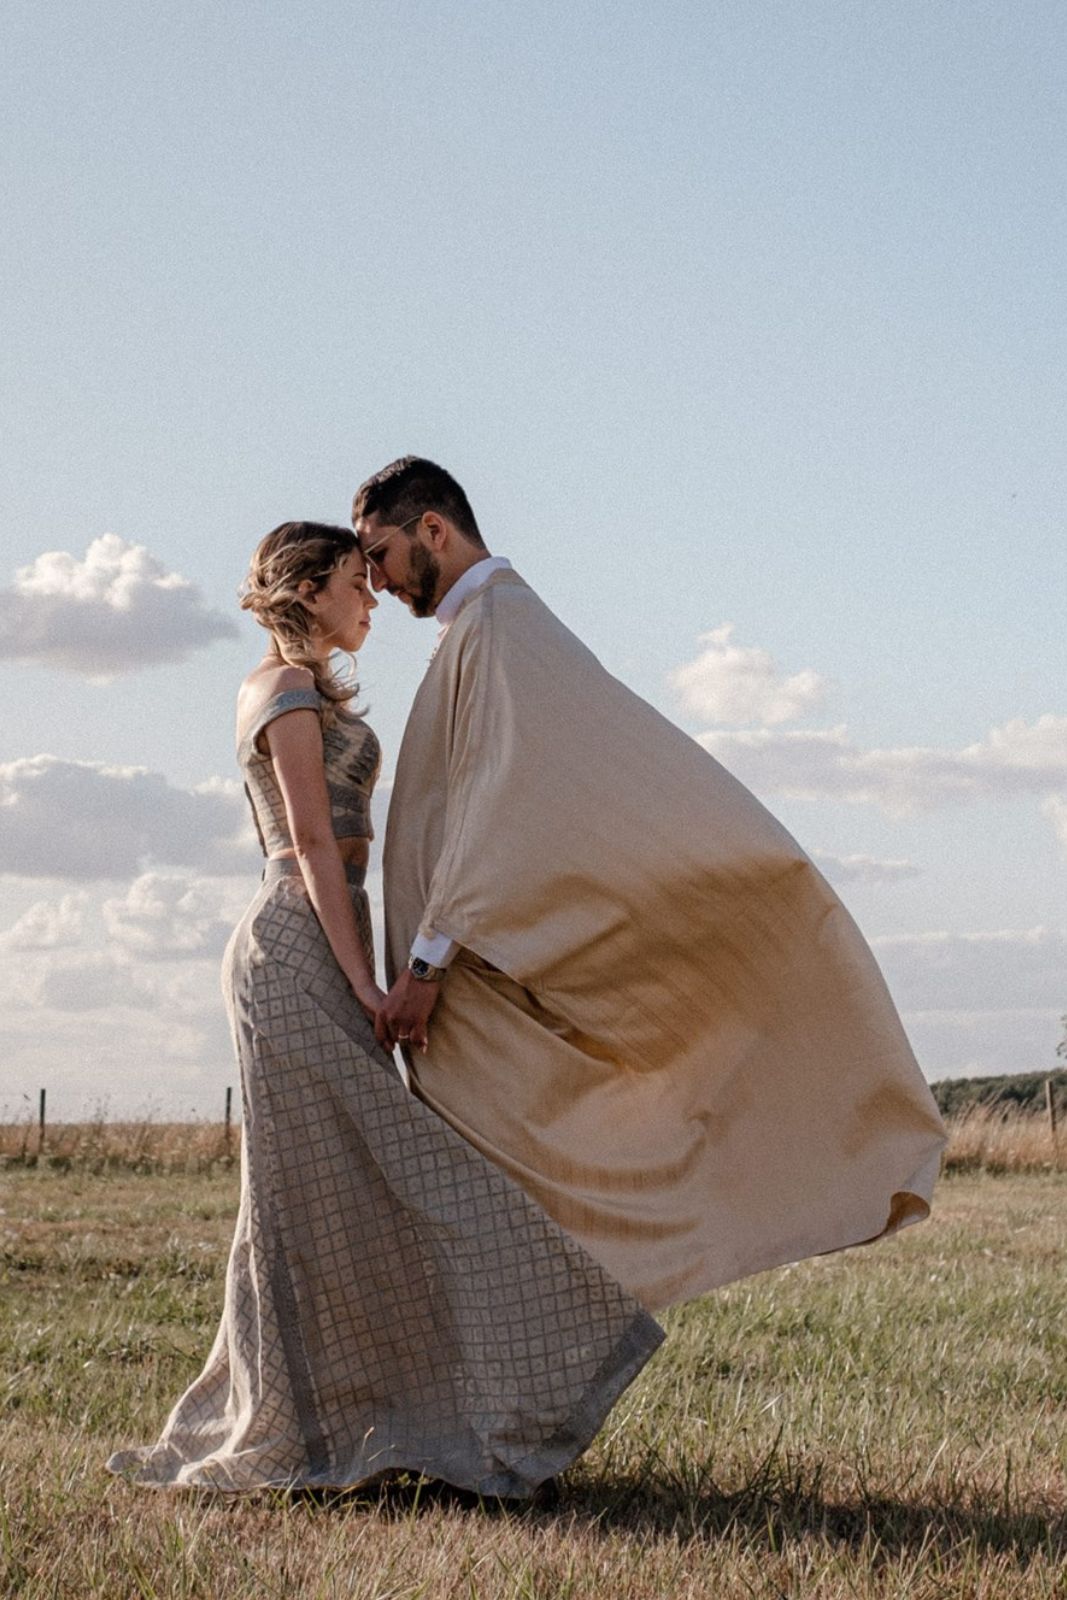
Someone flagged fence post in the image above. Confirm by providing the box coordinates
[225,1086,233,1147]
[1047,1078,1058,1142]
[38,1087,46,1151]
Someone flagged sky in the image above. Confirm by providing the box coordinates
[1,0,1065,1119]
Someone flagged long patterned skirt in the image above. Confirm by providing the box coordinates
[107,860,663,1495]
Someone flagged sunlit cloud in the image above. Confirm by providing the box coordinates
[0,892,88,950]
[812,851,921,885]
[0,534,237,679]
[102,873,249,960]
[699,715,1067,818]
[1044,796,1067,861]
[669,624,828,726]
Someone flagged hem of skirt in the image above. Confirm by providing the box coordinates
[497,1307,665,1492]
[105,1308,665,1499]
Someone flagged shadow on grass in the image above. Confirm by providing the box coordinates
[291,1461,1065,1572]
[556,1471,1065,1570]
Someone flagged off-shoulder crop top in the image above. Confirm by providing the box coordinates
[238,687,382,856]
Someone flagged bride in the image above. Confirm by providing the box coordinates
[107,520,661,1495]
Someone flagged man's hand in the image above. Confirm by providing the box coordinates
[375,969,441,1054]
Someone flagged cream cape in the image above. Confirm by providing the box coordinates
[384,570,945,1310]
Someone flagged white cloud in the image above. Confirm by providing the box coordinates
[0,534,237,679]
[102,873,248,960]
[812,851,921,885]
[0,875,249,1018]
[0,756,259,880]
[699,715,1067,817]
[669,624,828,726]
[0,882,239,1121]
[0,892,87,949]
[1044,796,1067,860]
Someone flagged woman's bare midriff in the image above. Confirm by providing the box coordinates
[268,836,370,870]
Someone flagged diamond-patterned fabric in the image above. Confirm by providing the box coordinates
[107,860,663,1494]
[240,690,381,854]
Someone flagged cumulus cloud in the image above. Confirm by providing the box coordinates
[0,756,259,879]
[0,892,87,949]
[812,851,921,885]
[0,848,390,1115]
[1044,796,1067,860]
[669,624,828,726]
[0,885,238,1039]
[0,534,237,679]
[699,715,1067,817]
[102,873,248,960]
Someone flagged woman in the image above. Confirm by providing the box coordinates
[107,522,662,1495]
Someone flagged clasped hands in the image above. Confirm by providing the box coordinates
[362,968,440,1054]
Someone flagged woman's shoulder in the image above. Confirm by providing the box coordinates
[238,662,318,710]
[236,664,321,756]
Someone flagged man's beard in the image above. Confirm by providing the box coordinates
[407,544,441,618]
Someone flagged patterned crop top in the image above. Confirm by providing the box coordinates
[238,687,382,856]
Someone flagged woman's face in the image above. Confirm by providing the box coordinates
[306,550,378,653]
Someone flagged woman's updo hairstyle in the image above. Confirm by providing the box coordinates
[241,521,362,710]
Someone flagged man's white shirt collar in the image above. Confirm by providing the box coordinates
[435,557,512,631]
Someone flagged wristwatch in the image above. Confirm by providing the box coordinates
[408,955,448,982]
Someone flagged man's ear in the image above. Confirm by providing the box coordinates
[421,513,449,551]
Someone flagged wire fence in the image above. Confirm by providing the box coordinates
[2,1081,1064,1176]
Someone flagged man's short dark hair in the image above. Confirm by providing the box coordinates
[352,457,485,548]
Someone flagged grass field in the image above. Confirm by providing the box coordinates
[2,1157,1065,1598]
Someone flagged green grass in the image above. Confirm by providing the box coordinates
[2,1167,1065,1598]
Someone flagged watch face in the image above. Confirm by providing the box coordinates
[411,959,429,978]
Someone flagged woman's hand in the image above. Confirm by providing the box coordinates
[350,977,387,1028]
[374,970,440,1054]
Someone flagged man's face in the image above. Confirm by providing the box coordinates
[353,511,441,619]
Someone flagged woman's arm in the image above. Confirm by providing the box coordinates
[264,690,384,1021]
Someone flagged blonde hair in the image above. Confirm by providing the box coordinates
[240,522,362,709]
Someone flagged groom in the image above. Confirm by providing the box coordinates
[352,455,945,1311]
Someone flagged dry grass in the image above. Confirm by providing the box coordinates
[943,1105,1065,1175]
[1,1161,1065,1598]
[0,1115,237,1174]
[3,1104,1064,1176]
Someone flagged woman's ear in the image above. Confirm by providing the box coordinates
[296,578,319,609]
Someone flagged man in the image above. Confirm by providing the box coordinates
[353,457,945,1311]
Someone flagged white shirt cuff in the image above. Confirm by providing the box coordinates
[411,928,458,968]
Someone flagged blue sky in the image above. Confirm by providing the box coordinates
[1,1,1064,1116]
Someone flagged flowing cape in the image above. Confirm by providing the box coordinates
[384,570,945,1309]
